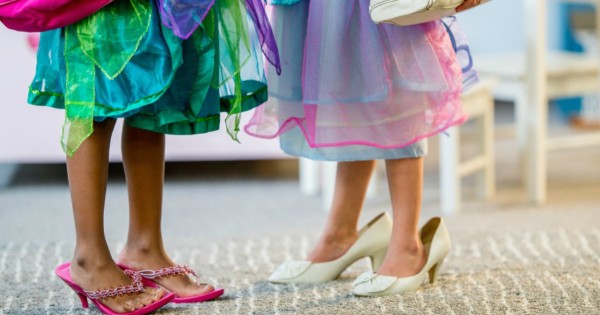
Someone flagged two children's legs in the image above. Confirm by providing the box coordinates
[68,120,212,311]
[308,158,426,277]
[68,120,164,313]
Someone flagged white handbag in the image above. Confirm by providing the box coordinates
[369,0,488,26]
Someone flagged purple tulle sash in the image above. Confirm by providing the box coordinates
[245,0,281,74]
[156,0,215,39]
[156,0,281,72]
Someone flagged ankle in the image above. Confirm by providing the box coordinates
[72,245,114,270]
[123,238,164,255]
[322,229,358,245]
[119,242,169,266]
[390,236,424,256]
[322,221,358,240]
[71,254,114,274]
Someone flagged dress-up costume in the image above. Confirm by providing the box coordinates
[245,0,478,161]
[28,0,280,155]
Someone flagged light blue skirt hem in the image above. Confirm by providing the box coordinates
[280,128,427,161]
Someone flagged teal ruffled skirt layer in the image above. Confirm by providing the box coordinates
[28,0,268,155]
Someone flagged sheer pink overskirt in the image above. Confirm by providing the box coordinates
[245,0,476,149]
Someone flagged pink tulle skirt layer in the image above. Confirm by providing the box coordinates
[245,0,478,151]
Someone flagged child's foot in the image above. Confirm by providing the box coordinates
[306,230,359,263]
[70,258,167,313]
[118,248,216,298]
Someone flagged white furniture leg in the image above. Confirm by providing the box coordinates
[525,0,548,204]
[439,128,461,215]
[365,161,380,199]
[481,90,496,199]
[299,158,320,196]
[515,89,528,186]
[321,161,338,211]
[439,80,496,214]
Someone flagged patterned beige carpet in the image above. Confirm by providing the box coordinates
[1,209,600,315]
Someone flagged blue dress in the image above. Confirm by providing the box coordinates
[28,0,277,155]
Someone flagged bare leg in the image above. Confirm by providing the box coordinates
[117,124,215,297]
[68,120,165,313]
[376,157,426,277]
[307,160,376,262]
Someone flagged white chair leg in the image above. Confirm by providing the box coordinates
[515,90,528,186]
[485,94,496,199]
[439,127,461,215]
[476,93,496,200]
[365,161,380,199]
[525,0,548,204]
[299,158,320,196]
[322,161,338,211]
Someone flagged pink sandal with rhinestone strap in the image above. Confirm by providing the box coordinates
[55,262,175,315]
[117,264,224,304]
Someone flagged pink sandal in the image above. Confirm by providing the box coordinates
[118,264,224,304]
[55,262,175,315]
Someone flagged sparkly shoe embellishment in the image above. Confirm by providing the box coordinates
[119,264,225,304]
[85,269,145,300]
[138,265,196,280]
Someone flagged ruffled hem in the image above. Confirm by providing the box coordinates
[278,128,429,161]
[29,80,268,135]
[128,112,221,135]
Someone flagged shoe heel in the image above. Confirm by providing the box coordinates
[428,260,445,284]
[369,247,387,271]
[76,293,89,309]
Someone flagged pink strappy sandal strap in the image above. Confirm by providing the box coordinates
[116,264,223,304]
[84,270,145,300]
[138,265,197,279]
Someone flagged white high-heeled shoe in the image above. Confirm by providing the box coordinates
[352,217,451,296]
[268,212,393,284]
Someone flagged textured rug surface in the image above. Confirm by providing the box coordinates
[1,215,600,315]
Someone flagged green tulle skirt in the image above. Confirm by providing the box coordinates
[28,0,268,155]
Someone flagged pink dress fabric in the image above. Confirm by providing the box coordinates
[245,0,477,152]
[0,0,112,32]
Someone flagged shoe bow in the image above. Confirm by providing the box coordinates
[270,261,312,280]
[352,271,398,294]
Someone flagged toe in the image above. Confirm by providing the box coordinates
[123,302,137,312]
[200,283,215,294]
[142,295,154,305]
[154,288,166,300]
